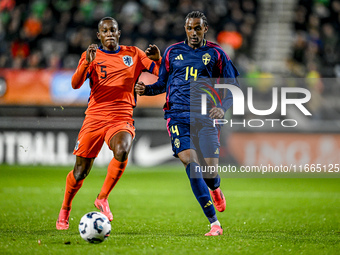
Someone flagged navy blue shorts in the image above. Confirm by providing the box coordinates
[166,117,220,158]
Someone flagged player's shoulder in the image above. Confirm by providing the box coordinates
[206,41,231,60]
[118,45,139,54]
[120,45,149,60]
[163,42,185,60]
[80,51,87,58]
[165,41,185,53]
[169,41,185,48]
[205,40,222,50]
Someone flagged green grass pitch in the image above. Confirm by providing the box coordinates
[0,164,339,255]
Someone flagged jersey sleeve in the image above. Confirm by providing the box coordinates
[143,47,171,96]
[71,51,93,89]
[215,48,240,112]
[136,47,162,76]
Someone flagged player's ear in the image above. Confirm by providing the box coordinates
[118,30,121,38]
[97,32,100,40]
[204,25,208,34]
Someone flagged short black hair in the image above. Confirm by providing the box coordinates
[98,17,118,30]
[185,11,208,27]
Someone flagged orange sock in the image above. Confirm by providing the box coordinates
[61,171,84,210]
[98,157,128,199]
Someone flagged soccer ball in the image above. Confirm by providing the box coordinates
[78,211,111,243]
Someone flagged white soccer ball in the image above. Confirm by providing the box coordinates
[78,211,111,243]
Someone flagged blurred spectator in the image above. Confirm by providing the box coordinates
[11,38,30,58]
[0,0,258,70]
[40,7,57,38]
[120,0,142,24]
[290,0,340,77]
[26,50,44,69]
[321,23,339,66]
[0,0,15,11]
[47,52,62,69]
[292,32,307,64]
[152,17,168,38]
[217,23,243,50]
[23,14,42,39]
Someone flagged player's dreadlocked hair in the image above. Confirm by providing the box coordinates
[185,11,208,27]
[98,17,118,30]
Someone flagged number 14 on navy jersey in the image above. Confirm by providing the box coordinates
[144,39,240,119]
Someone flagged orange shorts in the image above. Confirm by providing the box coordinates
[73,116,135,158]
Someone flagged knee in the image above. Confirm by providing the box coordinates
[73,169,86,181]
[178,150,199,169]
[182,159,199,169]
[114,142,130,162]
[179,154,191,168]
[73,161,92,181]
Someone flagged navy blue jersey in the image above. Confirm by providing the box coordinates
[144,39,240,120]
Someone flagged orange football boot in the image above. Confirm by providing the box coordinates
[56,209,70,230]
[94,198,113,221]
[210,187,226,212]
[205,225,223,236]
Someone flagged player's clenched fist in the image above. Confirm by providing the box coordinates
[145,44,160,61]
[135,81,146,95]
[86,44,98,63]
[209,107,225,119]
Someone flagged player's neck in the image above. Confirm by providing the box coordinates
[187,39,205,50]
[102,45,119,52]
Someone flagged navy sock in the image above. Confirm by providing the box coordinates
[186,162,216,220]
[204,174,221,190]
[207,215,218,224]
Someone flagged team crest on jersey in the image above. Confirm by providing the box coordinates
[202,53,211,65]
[123,55,133,67]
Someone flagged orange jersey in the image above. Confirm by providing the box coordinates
[72,45,161,120]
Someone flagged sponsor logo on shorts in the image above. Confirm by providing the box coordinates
[75,140,79,151]
[174,138,180,148]
[126,122,134,129]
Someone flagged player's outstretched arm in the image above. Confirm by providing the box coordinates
[137,46,168,96]
[71,44,98,89]
[135,81,146,95]
[145,44,160,61]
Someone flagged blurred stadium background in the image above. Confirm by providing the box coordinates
[0,0,340,168]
